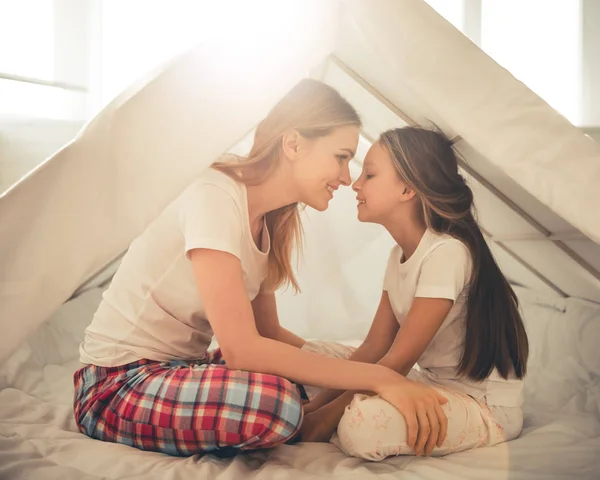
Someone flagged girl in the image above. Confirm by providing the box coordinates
[299,126,529,460]
[73,81,448,457]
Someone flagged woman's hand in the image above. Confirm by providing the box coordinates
[377,379,448,456]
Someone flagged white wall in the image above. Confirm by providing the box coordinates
[0,0,96,194]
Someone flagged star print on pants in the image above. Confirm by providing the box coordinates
[373,409,391,430]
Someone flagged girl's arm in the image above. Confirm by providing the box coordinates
[302,296,453,454]
[251,291,306,348]
[378,296,452,375]
[305,291,399,412]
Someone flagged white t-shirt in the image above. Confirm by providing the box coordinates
[383,229,523,407]
[79,168,270,367]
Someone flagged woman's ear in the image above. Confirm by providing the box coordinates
[281,130,302,161]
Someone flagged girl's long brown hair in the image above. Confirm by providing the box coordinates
[213,79,361,292]
[380,126,529,380]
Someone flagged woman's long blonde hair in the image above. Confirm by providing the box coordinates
[212,79,361,292]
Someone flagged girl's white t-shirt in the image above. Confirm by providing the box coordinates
[79,168,270,367]
[383,229,524,407]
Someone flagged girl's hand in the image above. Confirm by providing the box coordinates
[297,408,338,443]
[303,400,319,415]
[377,379,448,456]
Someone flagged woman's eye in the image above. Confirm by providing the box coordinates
[365,174,374,179]
[336,154,349,162]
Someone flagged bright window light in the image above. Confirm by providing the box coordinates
[0,0,54,80]
[481,0,582,124]
[100,0,321,106]
[0,79,87,120]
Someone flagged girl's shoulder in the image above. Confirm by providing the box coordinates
[425,230,469,255]
[421,230,472,270]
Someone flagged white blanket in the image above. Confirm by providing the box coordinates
[1,286,599,480]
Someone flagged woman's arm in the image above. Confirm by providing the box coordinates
[305,291,399,412]
[190,248,399,391]
[276,327,307,348]
[251,291,306,348]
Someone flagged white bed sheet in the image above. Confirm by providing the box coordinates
[1,286,599,480]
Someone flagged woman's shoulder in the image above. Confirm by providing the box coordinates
[160,168,246,222]
[182,167,244,202]
[194,167,241,190]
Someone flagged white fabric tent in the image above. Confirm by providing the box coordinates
[1,1,599,479]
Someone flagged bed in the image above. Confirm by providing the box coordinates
[1,285,598,480]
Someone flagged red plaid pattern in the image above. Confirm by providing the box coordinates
[73,349,303,456]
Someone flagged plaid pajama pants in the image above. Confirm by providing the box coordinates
[73,349,304,456]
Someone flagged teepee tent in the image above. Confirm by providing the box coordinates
[1,1,599,479]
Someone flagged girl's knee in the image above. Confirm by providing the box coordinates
[337,394,410,461]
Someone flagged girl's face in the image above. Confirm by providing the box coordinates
[352,141,412,224]
[289,125,360,211]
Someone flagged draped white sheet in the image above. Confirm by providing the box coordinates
[1,0,599,384]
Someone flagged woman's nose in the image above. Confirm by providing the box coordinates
[339,162,351,186]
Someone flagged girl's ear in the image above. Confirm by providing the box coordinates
[281,130,302,161]
[399,184,417,202]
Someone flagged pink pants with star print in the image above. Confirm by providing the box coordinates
[301,341,523,461]
[335,368,523,461]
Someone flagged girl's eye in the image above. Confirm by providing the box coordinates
[365,174,374,179]
[336,154,349,162]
